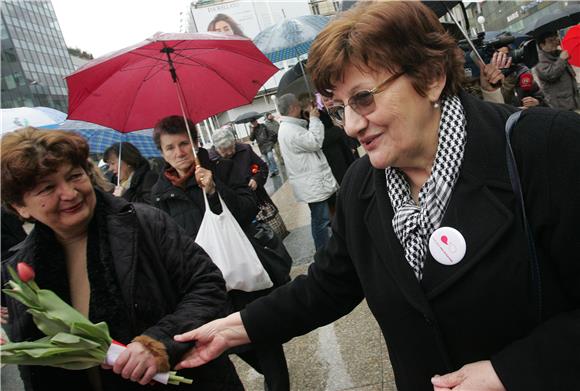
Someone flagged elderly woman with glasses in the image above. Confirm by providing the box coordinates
[173,2,580,391]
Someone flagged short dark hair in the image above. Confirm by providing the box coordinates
[537,31,558,45]
[308,1,465,98]
[1,127,89,208]
[103,142,148,169]
[153,116,198,150]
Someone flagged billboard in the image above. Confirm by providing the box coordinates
[191,1,261,40]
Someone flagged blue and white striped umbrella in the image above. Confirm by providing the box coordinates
[41,120,160,158]
[253,15,330,63]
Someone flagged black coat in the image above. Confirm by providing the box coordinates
[241,91,580,391]
[122,162,158,204]
[3,190,242,391]
[209,143,269,188]
[150,148,257,238]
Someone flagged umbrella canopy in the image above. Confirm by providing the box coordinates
[234,111,262,124]
[563,25,580,67]
[276,60,312,99]
[41,120,160,158]
[252,15,330,63]
[66,32,279,133]
[526,5,580,38]
[1,107,67,134]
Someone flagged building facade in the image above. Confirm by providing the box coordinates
[1,0,74,111]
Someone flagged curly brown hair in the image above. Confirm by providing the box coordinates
[1,127,90,208]
[307,1,465,98]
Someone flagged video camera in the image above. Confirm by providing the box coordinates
[460,32,538,79]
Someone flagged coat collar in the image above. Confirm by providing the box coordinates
[359,91,517,313]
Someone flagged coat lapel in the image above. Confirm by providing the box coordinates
[362,168,433,315]
[361,91,517,308]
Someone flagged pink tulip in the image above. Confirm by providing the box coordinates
[17,262,35,282]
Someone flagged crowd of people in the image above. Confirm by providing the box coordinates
[1,1,579,391]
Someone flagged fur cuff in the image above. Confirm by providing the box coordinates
[132,335,170,372]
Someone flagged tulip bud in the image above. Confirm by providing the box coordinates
[17,262,35,282]
[251,164,259,175]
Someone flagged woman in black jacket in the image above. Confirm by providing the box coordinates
[1,128,243,390]
[103,142,158,204]
[173,3,580,391]
[151,116,290,391]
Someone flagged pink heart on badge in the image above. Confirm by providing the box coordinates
[441,235,448,245]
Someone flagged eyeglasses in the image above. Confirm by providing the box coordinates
[327,72,404,125]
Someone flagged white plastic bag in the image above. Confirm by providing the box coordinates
[195,191,273,292]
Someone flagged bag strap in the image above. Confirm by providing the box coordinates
[504,110,542,323]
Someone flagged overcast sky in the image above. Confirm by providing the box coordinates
[51,0,189,58]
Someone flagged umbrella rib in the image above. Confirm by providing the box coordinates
[172,51,263,101]
[120,60,166,132]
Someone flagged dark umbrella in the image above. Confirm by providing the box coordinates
[276,60,312,99]
[234,111,262,124]
[526,5,580,38]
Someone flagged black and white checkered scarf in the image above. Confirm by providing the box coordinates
[386,95,466,280]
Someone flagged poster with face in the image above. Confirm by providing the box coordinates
[192,1,261,40]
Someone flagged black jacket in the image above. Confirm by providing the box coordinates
[150,149,257,238]
[209,143,269,188]
[241,91,580,391]
[122,162,158,204]
[3,190,242,391]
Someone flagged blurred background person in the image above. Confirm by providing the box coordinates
[534,31,579,111]
[249,118,279,177]
[1,127,243,390]
[103,142,158,203]
[207,13,248,39]
[263,113,284,166]
[275,93,338,250]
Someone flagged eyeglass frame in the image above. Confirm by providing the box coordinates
[327,71,405,125]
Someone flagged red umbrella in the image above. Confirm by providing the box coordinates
[66,32,278,133]
[562,25,580,67]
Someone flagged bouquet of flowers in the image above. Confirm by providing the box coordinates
[1,262,192,385]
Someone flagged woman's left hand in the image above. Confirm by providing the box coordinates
[431,360,506,391]
[195,167,215,195]
[112,341,158,385]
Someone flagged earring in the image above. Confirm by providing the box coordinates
[433,101,440,109]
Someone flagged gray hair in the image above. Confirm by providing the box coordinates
[277,93,298,116]
[212,128,235,149]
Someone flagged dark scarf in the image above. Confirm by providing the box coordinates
[163,164,196,188]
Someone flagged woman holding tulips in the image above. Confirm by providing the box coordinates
[0,128,243,390]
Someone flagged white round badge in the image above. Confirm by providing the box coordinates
[428,227,466,266]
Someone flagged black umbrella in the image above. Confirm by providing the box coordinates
[341,0,461,17]
[276,60,313,99]
[234,111,262,124]
[526,5,580,38]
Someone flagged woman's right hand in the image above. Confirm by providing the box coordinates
[113,186,125,197]
[173,312,250,370]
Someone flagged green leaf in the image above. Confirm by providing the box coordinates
[70,322,111,346]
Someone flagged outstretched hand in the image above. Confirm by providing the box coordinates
[174,312,250,370]
[431,360,506,391]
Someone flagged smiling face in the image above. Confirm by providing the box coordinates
[331,64,444,170]
[159,132,197,177]
[11,164,96,239]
